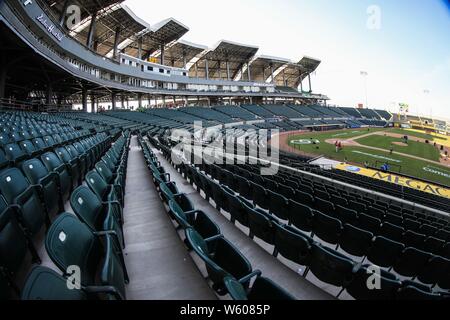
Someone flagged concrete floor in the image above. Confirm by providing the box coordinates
[122,137,216,300]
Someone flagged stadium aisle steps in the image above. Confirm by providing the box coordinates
[148,144,335,300]
[121,136,216,300]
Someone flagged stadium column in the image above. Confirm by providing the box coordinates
[271,64,275,84]
[226,61,231,80]
[217,61,221,80]
[46,83,53,106]
[148,94,151,108]
[81,87,87,112]
[138,93,143,109]
[59,0,70,27]
[111,93,116,110]
[86,13,97,49]
[308,73,312,92]
[138,38,143,60]
[113,27,121,60]
[183,54,187,69]
[299,73,304,92]
[121,94,125,109]
[91,95,96,113]
[283,69,287,86]
[247,62,252,81]
[160,44,165,65]
[205,59,209,79]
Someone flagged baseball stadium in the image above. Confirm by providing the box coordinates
[0,0,449,305]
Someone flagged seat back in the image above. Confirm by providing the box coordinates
[86,170,109,200]
[21,266,87,300]
[70,186,104,232]
[0,206,29,275]
[45,213,101,285]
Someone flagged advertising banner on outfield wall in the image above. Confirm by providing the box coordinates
[335,164,450,199]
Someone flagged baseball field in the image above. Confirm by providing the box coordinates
[286,127,450,187]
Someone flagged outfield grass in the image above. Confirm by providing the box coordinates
[355,135,441,161]
[288,128,450,186]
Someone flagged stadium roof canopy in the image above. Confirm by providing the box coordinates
[248,55,291,83]
[68,4,148,56]
[273,57,321,87]
[153,40,207,69]
[117,18,190,59]
[44,0,125,21]
[299,56,321,72]
[189,40,259,80]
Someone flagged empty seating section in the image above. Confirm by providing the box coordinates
[212,106,259,121]
[145,128,450,300]
[139,135,294,300]
[260,105,305,118]
[0,110,133,300]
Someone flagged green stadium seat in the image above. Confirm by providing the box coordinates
[273,223,312,267]
[0,168,48,236]
[70,186,124,248]
[224,275,296,300]
[45,213,128,299]
[344,265,401,300]
[21,159,63,218]
[185,228,254,295]
[168,200,220,239]
[41,152,72,201]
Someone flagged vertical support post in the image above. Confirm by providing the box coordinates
[138,38,143,60]
[205,59,209,79]
[121,94,125,109]
[86,13,97,49]
[271,64,275,84]
[113,27,121,60]
[59,0,70,27]
[299,73,303,93]
[111,92,116,110]
[217,60,221,80]
[226,61,230,81]
[138,93,143,109]
[81,87,87,112]
[247,62,251,81]
[308,73,312,93]
[160,44,165,65]
[183,53,187,69]
[91,95,96,113]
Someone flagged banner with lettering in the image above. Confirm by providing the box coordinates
[335,163,450,199]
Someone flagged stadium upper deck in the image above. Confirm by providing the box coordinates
[0,0,327,111]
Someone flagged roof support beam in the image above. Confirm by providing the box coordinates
[81,86,87,112]
[112,27,121,59]
[138,38,143,59]
[86,12,98,49]
[308,73,312,93]
[111,92,116,110]
[160,44,165,65]
[59,0,71,27]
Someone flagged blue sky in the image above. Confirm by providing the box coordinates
[125,0,450,119]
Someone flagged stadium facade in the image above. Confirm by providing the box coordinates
[0,0,327,110]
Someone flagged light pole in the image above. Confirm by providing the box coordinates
[360,71,368,108]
